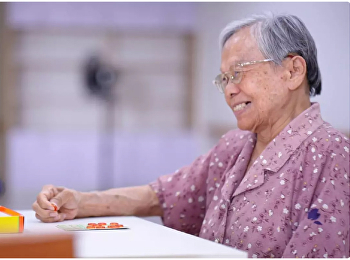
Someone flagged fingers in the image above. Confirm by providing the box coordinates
[32,200,58,219]
[56,186,66,192]
[33,185,69,223]
[36,185,59,211]
[49,189,73,210]
[33,185,78,223]
[35,212,66,223]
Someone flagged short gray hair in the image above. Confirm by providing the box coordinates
[219,13,321,96]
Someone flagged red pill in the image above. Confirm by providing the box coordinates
[51,203,58,211]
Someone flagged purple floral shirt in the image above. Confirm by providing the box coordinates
[149,103,349,258]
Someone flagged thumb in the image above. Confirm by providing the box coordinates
[49,190,71,211]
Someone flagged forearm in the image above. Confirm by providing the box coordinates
[76,185,163,218]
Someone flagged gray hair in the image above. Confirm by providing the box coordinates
[219,13,321,96]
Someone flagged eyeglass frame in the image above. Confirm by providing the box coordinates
[213,55,295,93]
[213,58,273,93]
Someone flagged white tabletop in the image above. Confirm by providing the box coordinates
[16,210,247,258]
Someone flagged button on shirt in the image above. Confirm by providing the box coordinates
[149,103,349,258]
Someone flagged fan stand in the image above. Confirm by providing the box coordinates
[98,87,117,191]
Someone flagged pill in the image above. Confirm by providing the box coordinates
[51,203,58,211]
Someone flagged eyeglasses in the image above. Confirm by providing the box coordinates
[213,58,273,93]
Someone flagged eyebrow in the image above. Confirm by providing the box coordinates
[220,60,245,73]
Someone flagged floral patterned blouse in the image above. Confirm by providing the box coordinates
[149,103,349,258]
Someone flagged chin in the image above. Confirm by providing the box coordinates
[236,120,255,133]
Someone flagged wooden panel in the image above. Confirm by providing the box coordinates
[184,33,195,128]
[113,35,188,65]
[0,3,18,203]
[0,233,74,257]
[117,73,186,109]
[20,70,99,108]
[118,109,185,131]
[0,3,6,196]
[14,29,193,132]
[15,30,107,64]
[22,108,103,131]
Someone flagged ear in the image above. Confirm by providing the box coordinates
[284,55,307,91]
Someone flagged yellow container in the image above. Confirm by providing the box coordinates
[0,206,24,233]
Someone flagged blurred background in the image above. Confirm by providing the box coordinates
[0,2,349,218]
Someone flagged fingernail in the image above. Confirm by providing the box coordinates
[62,214,66,219]
[50,212,58,217]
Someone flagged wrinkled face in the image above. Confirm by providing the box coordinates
[221,27,289,133]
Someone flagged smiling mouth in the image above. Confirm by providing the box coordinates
[233,102,251,112]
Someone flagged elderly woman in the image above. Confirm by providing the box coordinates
[33,13,349,258]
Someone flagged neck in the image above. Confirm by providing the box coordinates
[255,98,311,153]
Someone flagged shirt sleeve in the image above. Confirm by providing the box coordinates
[282,141,350,258]
[149,141,220,236]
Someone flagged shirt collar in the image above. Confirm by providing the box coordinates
[231,102,324,198]
[251,102,324,173]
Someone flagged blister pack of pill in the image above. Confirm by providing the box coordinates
[56,222,128,231]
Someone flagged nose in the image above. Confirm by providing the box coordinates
[224,82,240,98]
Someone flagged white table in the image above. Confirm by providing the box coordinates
[15,210,247,258]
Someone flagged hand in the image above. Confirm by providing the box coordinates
[32,185,81,223]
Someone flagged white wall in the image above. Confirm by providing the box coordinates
[194,2,350,151]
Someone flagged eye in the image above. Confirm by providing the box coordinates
[222,74,229,84]
[232,71,241,78]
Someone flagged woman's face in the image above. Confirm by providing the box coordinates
[221,27,290,133]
